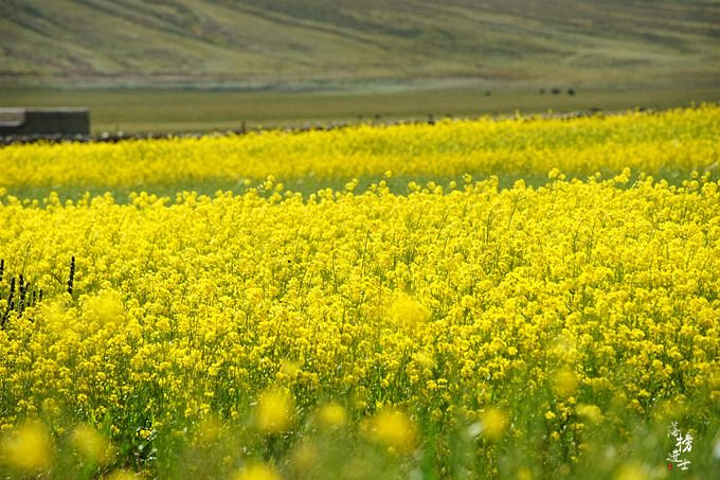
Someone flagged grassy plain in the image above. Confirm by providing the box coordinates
[1,86,718,134]
[3,1,717,135]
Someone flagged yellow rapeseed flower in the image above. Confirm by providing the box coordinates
[387,292,430,326]
[71,423,115,465]
[366,409,417,454]
[316,402,348,430]
[233,463,282,480]
[481,408,509,441]
[105,471,137,480]
[553,368,579,399]
[0,105,718,476]
[576,404,604,425]
[1,420,54,472]
[85,289,124,325]
[613,462,649,480]
[255,387,294,434]
[3,105,715,191]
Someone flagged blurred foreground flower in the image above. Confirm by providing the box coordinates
[553,368,579,398]
[317,402,347,430]
[366,409,417,455]
[234,462,282,480]
[1,420,54,473]
[481,408,509,441]
[576,404,603,424]
[105,470,137,480]
[256,387,294,434]
[71,423,115,465]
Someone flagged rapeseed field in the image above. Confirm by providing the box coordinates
[1,106,719,479]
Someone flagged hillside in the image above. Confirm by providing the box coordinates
[1,0,719,90]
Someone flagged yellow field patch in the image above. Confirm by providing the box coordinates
[1,107,718,478]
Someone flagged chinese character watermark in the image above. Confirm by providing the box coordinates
[666,422,692,471]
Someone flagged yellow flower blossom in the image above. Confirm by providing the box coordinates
[553,368,579,399]
[316,402,348,430]
[255,387,294,434]
[105,471,138,480]
[1,421,54,472]
[233,463,281,480]
[366,409,417,454]
[1,105,716,191]
[71,423,115,465]
[0,105,717,477]
[481,408,509,441]
[576,404,604,425]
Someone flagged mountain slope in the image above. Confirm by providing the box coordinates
[1,0,718,89]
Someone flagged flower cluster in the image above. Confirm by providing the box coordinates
[0,105,717,194]
[0,107,718,478]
